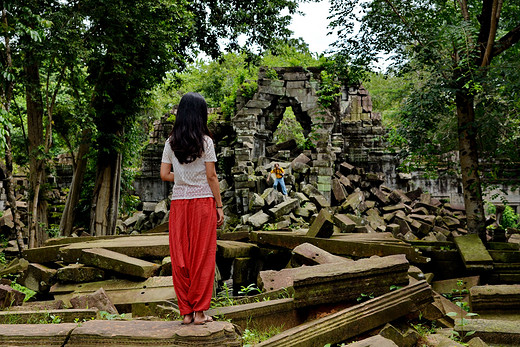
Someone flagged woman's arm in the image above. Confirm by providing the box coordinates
[205,161,224,226]
[160,163,175,182]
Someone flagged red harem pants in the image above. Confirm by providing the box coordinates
[169,197,217,315]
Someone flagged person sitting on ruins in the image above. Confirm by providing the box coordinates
[268,163,288,197]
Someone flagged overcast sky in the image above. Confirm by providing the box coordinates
[289,1,338,54]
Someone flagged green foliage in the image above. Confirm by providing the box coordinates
[10,282,37,302]
[238,284,262,296]
[272,107,306,146]
[0,251,7,266]
[242,325,283,346]
[316,69,341,109]
[356,292,374,303]
[99,311,127,320]
[501,205,520,229]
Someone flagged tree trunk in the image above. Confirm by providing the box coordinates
[25,57,48,248]
[1,7,25,255]
[59,128,91,236]
[456,90,486,239]
[89,151,122,236]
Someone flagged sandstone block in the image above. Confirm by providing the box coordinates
[332,214,357,233]
[306,209,334,238]
[248,211,270,228]
[80,248,160,279]
[0,284,24,309]
[70,287,118,314]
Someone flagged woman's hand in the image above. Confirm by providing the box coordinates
[217,208,224,227]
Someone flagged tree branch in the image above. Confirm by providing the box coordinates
[382,0,425,48]
[492,23,520,57]
[481,0,502,66]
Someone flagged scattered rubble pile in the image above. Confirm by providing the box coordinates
[225,153,473,244]
[3,231,519,346]
[1,154,520,345]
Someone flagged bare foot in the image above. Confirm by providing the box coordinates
[193,311,213,325]
[182,313,193,325]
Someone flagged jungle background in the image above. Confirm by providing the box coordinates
[1,0,519,256]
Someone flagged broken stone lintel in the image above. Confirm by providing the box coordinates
[257,280,433,347]
[292,254,410,307]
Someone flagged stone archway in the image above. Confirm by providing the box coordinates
[232,66,335,162]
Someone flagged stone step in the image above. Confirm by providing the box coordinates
[0,320,241,346]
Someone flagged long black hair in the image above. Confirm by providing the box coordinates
[169,92,212,164]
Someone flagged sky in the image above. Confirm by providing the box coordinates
[288,1,338,54]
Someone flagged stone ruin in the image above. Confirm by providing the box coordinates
[2,67,520,346]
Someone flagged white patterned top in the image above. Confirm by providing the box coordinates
[161,135,217,200]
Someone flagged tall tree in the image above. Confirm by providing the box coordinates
[78,0,305,236]
[329,0,520,238]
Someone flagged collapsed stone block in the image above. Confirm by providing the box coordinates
[306,209,334,238]
[332,214,356,233]
[70,287,118,314]
[80,248,160,279]
[19,263,57,293]
[291,243,350,267]
[0,284,25,309]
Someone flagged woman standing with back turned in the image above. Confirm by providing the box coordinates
[160,92,224,325]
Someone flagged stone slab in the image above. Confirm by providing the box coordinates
[292,254,410,307]
[50,276,175,306]
[455,318,520,345]
[306,209,334,238]
[332,214,356,233]
[454,235,493,270]
[347,335,399,347]
[291,242,350,266]
[0,323,77,345]
[58,235,171,262]
[216,240,259,259]
[68,319,242,346]
[80,248,160,279]
[0,308,99,324]
[22,245,63,263]
[470,284,520,311]
[208,298,299,331]
[250,231,429,264]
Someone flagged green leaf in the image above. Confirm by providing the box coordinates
[446,312,458,317]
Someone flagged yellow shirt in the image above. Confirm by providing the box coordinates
[270,167,284,179]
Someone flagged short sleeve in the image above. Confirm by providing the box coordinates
[161,140,172,164]
[203,136,217,162]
